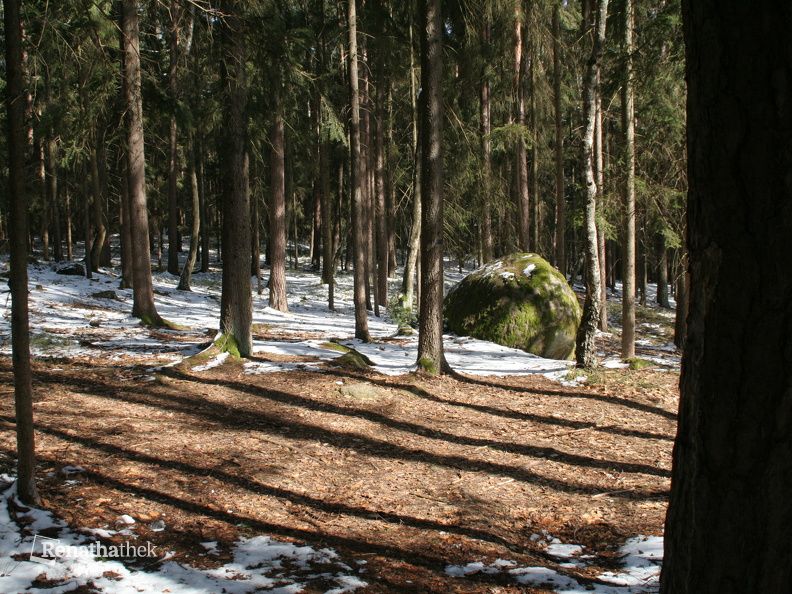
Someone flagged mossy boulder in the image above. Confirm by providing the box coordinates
[443,253,581,360]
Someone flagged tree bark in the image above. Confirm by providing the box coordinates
[661,1,792,591]
[552,2,565,274]
[122,0,163,325]
[268,85,289,313]
[401,3,421,313]
[417,0,450,374]
[375,82,389,309]
[4,0,40,506]
[620,0,636,359]
[656,232,671,308]
[513,7,530,252]
[167,0,183,276]
[177,132,200,292]
[574,0,608,368]
[218,0,253,356]
[480,18,494,264]
[348,0,372,341]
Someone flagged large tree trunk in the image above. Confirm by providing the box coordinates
[552,2,565,274]
[620,0,636,359]
[348,0,371,341]
[268,85,289,313]
[417,0,450,374]
[661,2,792,591]
[218,0,252,356]
[575,0,608,368]
[4,0,40,506]
[122,0,163,326]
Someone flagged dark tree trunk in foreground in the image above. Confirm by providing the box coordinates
[4,0,41,506]
[218,0,252,356]
[123,0,163,325]
[575,0,608,368]
[661,1,792,591]
[417,0,450,374]
[348,0,371,341]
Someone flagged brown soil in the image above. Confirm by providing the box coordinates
[0,341,677,593]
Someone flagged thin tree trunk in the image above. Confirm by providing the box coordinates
[480,18,494,264]
[620,0,636,359]
[402,4,421,312]
[251,170,262,294]
[4,0,40,506]
[375,83,388,308]
[218,0,252,356]
[167,0,182,275]
[417,0,449,374]
[268,86,289,313]
[673,248,688,349]
[45,134,62,262]
[123,0,163,325]
[348,0,371,341]
[595,79,608,331]
[575,0,609,368]
[177,133,200,292]
[656,232,671,308]
[89,142,107,271]
[553,2,565,273]
[514,7,530,252]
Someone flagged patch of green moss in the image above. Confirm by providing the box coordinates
[320,341,352,353]
[214,333,242,359]
[334,350,375,369]
[626,357,653,370]
[417,357,438,375]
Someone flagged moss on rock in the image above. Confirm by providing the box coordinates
[443,252,581,360]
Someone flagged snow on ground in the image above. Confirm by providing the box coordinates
[0,257,576,381]
[0,253,672,593]
[0,478,366,594]
[446,532,662,593]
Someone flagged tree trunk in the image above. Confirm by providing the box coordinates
[575,0,608,369]
[417,0,450,374]
[480,18,494,264]
[218,0,253,356]
[620,0,636,359]
[402,3,421,312]
[514,8,530,252]
[4,0,40,506]
[656,232,671,308]
[375,83,389,309]
[661,2,792,591]
[673,248,688,349]
[177,133,200,292]
[89,142,107,271]
[122,0,163,325]
[348,0,372,341]
[45,134,62,263]
[167,0,183,276]
[268,85,289,313]
[553,2,565,274]
[595,78,608,332]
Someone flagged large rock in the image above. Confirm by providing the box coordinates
[443,253,581,360]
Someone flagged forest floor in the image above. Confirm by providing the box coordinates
[0,257,679,593]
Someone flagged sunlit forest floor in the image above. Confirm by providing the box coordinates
[0,250,678,593]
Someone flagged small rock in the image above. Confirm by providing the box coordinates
[56,262,85,276]
[149,520,166,531]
